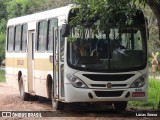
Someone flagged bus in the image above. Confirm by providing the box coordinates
[6,4,148,110]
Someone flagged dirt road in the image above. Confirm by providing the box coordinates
[0,82,159,120]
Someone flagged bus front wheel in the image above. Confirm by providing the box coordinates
[19,77,29,101]
[52,99,64,110]
[114,101,127,111]
[51,81,64,110]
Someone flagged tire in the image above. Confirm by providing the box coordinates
[30,95,39,101]
[52,99,64,110]
[18,77,29,101]
[114,101,127,111]
[47,76,52,99]
[51,81,64,110]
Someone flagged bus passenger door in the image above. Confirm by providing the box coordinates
[53,26,65,100]
[27,30,35,94]
[53,18,65,101]
[58,26,65,100]
[53,20,59,99]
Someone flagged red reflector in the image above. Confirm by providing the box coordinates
[132,92,145,97]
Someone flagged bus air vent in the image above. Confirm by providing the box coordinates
[94,91,123,97]
[83,74,134,81]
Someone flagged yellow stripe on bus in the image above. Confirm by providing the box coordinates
[34,58,53,71]
[5,58,53,71]
[6,58,27,68]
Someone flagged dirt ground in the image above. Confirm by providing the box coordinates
[0,82,52,111]
[0,82,159,120]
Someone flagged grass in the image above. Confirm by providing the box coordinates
[0,69,5,82]
[128,78,160,110]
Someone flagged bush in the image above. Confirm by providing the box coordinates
[0,69,5,82]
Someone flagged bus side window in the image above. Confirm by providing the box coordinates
[47,19,58,52]
[37,20,47,52]
[21,24,27,52]
[15,25,21,52]
[7,26,15,52]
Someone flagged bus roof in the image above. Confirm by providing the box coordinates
[7,4,74,26]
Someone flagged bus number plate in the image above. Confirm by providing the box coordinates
[132,92,145,97]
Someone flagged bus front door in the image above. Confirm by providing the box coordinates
[53,26,59,99]
[53,26,65,100]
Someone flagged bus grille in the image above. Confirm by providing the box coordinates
[94,91,123,97]
[90,84,127,88]
[83,74,134,81]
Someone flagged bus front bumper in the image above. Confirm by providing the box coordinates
[64,83,148,103]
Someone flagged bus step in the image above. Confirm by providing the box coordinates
[29,91,36,96]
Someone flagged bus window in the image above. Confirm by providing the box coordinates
[7,26,14,52]
[15,25,21,52]
[47,19,58,51]
[21,24,27,52]
[37,20,47,52]
[109,27,146,69]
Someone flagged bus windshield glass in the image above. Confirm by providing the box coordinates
[67,26,147,72]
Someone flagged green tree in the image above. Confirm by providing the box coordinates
[7,0,72,18]
[146,0,160,39]
[0,0,9,58]
[143,6,159,52]
[6,0,44,18]
[71,0,160,39]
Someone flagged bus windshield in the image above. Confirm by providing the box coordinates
[67,26,147,72]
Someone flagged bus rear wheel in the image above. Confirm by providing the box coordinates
[19,77,29,101]
[114,101,127,111]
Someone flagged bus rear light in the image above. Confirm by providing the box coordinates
[132,92,145,97]
[66,74,88,88]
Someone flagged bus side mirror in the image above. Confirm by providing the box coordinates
[62,24,70,37]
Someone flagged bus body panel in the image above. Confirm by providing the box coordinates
[5,4,71,97]
[64,65,148,102]
[7,5,72,26]
[34,53,53,97]
[6,53,28,92]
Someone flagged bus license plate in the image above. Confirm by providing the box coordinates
[132,92,145,97]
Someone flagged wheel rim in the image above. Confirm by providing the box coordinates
[52,99,57,109]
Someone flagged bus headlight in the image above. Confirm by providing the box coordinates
[66,74,88,88]
[130,76,145,88]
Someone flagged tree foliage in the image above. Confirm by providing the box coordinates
[143,5,159,52]
[7,0,72,18]
[71,0,138,31]
[0,0,9,58]
[71,0,160,51]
